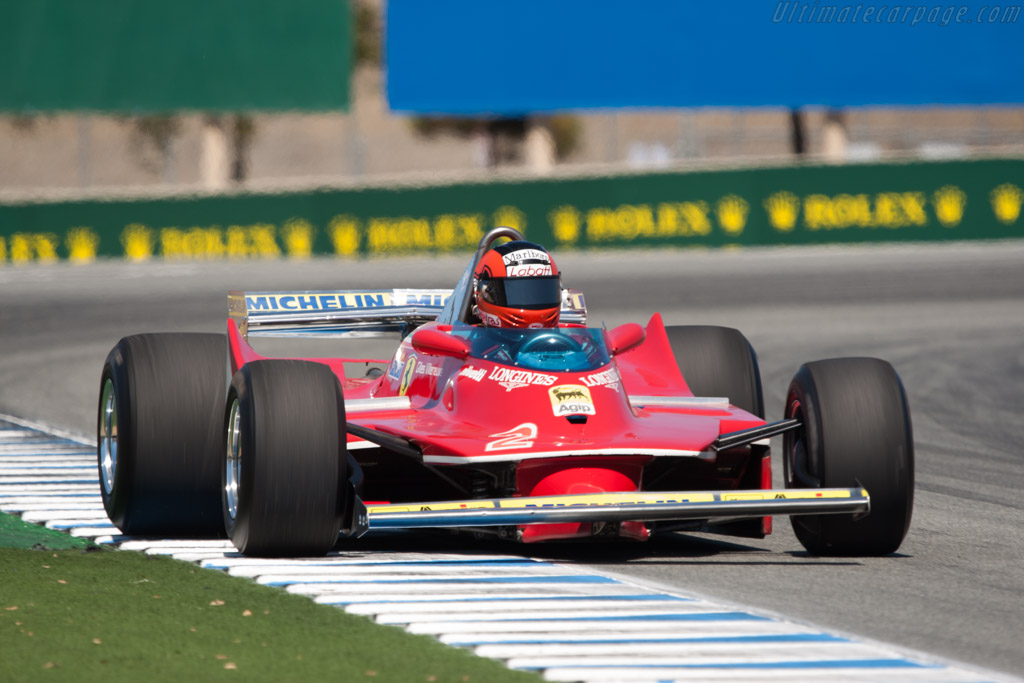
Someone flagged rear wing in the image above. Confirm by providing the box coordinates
[229,288,587,339]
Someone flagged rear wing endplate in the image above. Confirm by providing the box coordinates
[229,288,587,339]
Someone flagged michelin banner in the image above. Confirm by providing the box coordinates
[0,158,1022,264]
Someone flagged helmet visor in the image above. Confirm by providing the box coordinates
[479,276,562,310]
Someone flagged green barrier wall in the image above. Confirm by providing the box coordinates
[0,0,351,112]
[1,158,1021,264]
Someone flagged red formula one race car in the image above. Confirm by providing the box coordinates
[97,228,913,557]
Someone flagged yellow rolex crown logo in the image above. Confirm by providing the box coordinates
[715,195,749,235]
[329,215,360,256]
[283,219,315,259]
[763,191,800,232]
[549,205,581,244]
[66,227,100,264]
[932,185,967,227]
[990,183,1023,225]
[493,205,527,233]
[121,223,154,261]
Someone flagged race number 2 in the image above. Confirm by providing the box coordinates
[485,423,538,452]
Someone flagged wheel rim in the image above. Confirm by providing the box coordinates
[225,398,242,521]
[784,398,800,487]
[786,399,820,488]
[99,378,118,496]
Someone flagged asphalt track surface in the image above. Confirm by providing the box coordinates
[1,242,1022,679]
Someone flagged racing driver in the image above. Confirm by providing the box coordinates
[472,240,562,329]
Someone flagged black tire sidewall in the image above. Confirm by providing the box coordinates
[223,381,251,547]
[787,358,914,555]
[98,346,135,529]
[227,360,347,557]
[97,333,227,536]
[664,325,765,418]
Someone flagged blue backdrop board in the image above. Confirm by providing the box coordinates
[386,0,1023,114]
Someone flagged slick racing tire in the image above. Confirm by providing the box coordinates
[224,360,347,557]
[97,333,227,536]
[785,358,914,556]
[664,326,765,418]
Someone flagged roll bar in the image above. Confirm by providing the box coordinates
[455,226,526,324]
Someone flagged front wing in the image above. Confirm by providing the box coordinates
[351,488,869,535]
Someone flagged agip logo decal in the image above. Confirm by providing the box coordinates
[549,384,596,417]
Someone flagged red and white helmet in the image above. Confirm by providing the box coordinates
[473,241,562,328]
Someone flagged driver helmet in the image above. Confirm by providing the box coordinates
[473,240,562,328]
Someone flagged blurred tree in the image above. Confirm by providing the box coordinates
[547,115,582,161]
[128,115,182,179]
[126,114,257,185]
[412,115,581,168]
[790,109,806,155]
[354,0,381,66]
[10,115,38,132]
[231,114,256,182]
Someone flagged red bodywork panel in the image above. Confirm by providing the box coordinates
[227,311,770,543]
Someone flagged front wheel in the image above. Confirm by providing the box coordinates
[785,357,914,556]
[224,360,347,557]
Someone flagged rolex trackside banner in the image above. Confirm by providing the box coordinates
[0,158,1021,264]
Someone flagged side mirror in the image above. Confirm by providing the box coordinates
[607,323,645,356]
[411,328,470,359]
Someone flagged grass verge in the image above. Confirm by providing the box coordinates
[0,512,93,550]
[0,520,539,683]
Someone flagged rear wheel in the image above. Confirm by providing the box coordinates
[224,360,347,557]
[663,326,767,538]
[664,325,764,417]
[97,333,226,536]
[785,357,914,556]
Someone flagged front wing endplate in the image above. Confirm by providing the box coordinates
[363,488,869,530]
